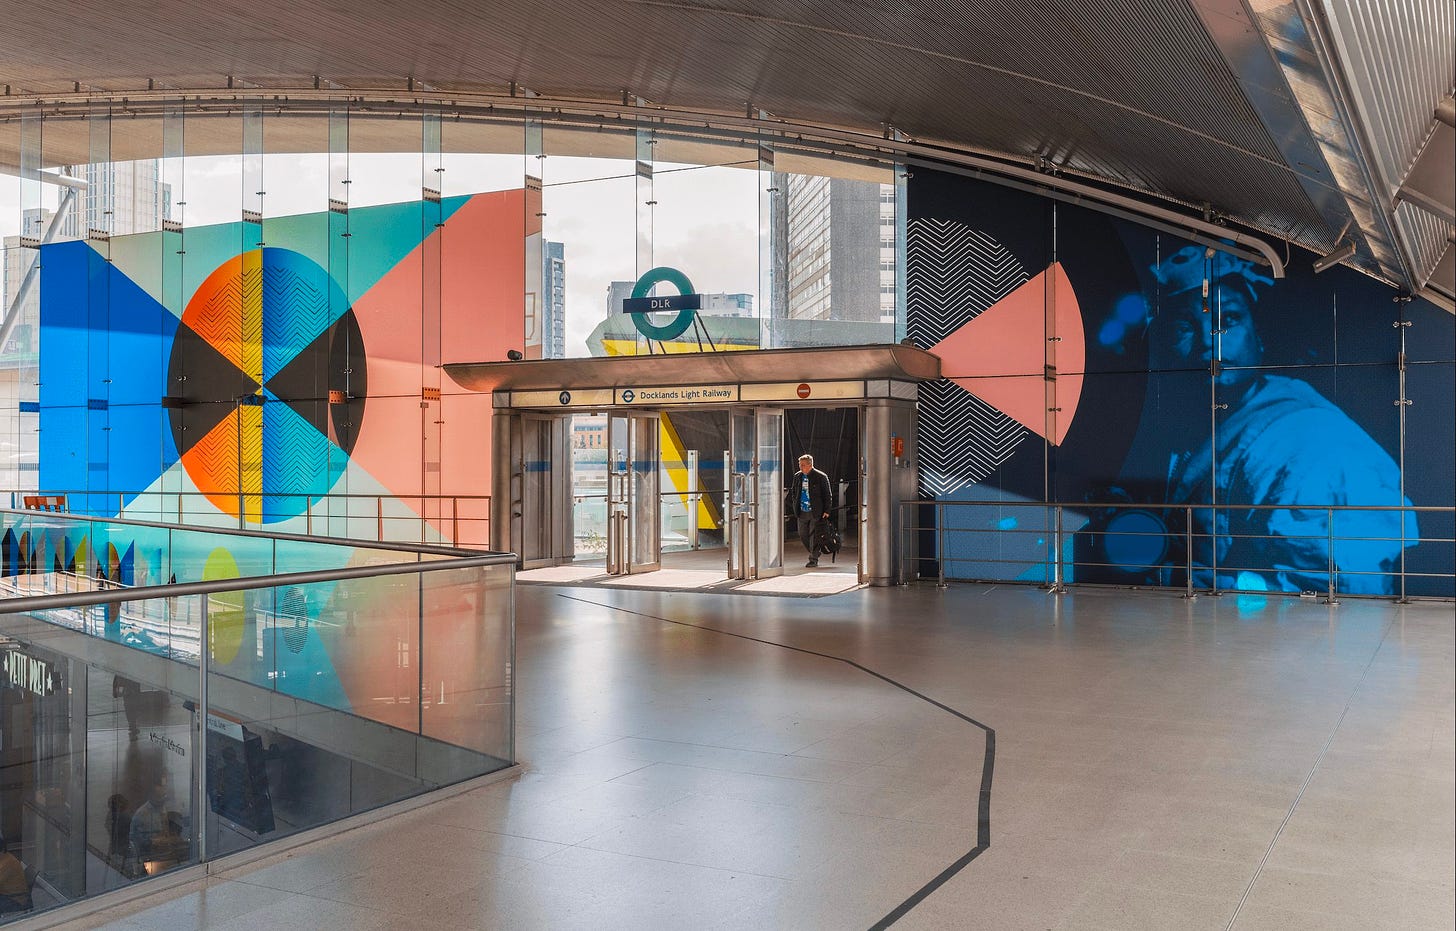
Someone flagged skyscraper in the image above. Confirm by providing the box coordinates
[79,159,171,236]
[770,173,895,333]
[542,241,567,359]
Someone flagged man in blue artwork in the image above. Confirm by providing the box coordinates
[1150,246,1415,594]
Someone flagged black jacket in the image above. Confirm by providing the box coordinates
[786,467,834,519]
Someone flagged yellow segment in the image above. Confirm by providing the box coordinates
[658,412,721,530]
[203,547,244,665]
[238,404,264,524]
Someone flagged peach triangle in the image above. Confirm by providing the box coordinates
[930,262,1084,446]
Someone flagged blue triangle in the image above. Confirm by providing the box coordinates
[39,240,180,508]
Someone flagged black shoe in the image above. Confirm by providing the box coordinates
[806,558,818,568]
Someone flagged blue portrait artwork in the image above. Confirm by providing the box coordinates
[1115,245,1415,594]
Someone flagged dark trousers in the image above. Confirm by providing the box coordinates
[797,514,821,555]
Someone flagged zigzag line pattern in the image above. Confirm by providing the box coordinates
[262,265,328,382]
[194,277,244,370]
[906,218,1032,497]
[918,381,1030,496]
[187,416,238,492]
[239,264,264,383]
[906,218,1027,347]
[263,402,329,501]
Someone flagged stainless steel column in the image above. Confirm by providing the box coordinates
[863,399,920,586]
[490,411,516,558]
[550,415,573,565]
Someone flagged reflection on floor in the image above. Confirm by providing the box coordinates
[518,541,861,597]
[79,583,1456,930]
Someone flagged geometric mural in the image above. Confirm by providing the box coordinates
[908,217,1087,495]
[39,189,533,532]
[907,167,1455,597]
[167,248,363,522]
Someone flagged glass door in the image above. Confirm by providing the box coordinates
[607,413,661,575]
[754,408,785,579]
[629,414,661,572]
[607,415,630,575]
[519,415,554,569]
[727,410,756,580]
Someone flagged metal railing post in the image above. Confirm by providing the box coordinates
[1209,504,1220,596]
[1184,506,1195,600]
[377,496,384,542]
[452,497,460,546]
[1398,505,1409,604]
[306,498,312,536]
[937,501,946,588]
[1325,506,1339,605]
[1051,505,1066,593]
[195,593,210,864]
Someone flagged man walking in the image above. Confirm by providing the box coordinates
[789,454,834,567]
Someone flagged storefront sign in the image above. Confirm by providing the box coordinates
[618,385,739,405]
[3,650,57,696]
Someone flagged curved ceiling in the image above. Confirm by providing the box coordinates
[0,0,1451,302]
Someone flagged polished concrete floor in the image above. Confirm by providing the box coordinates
[73,583,1454,930]
[518,541,861,596]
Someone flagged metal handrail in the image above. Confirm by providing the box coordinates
[898,499,1455,601]
[0,507,485,558]
[0,552,515,613]
[2,490,493,548]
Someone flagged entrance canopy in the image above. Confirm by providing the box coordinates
[443,344,942,409]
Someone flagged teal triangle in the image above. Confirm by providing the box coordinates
[169,195,471,310]
[342,195,471,305]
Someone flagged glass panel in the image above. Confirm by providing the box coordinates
[570,413,608,558]
[630,415,659,569]
[542,125,635,358]
[727,410,755,578]
[649,133,759,353]
[420,563,514,765]
[0,508,514,919]
[607,414,630,574]
[86,637,201,889]
[755,409,783,574]
[768,154,897,349]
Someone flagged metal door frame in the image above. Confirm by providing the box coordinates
[726,409,756,580]
[607,412,661,575]
[513,412,571,570]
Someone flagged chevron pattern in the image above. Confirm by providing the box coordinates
[919,380,1031,496]
[906,218,1028,347]
[262,263,328,383]
[907,218,1034,496]
[175,248,356,523]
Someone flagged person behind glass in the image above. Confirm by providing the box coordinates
[106,793,133,868]
[788,454,834,568]
[128,773,170,871]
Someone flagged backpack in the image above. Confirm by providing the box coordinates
[814,520,843,562]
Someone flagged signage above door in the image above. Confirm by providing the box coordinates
[496,380,874,409]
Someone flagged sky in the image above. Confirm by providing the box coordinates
[1,153,760,357]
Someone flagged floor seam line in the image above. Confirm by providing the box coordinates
[556,592,996,929]
[1223,612,1400,931]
